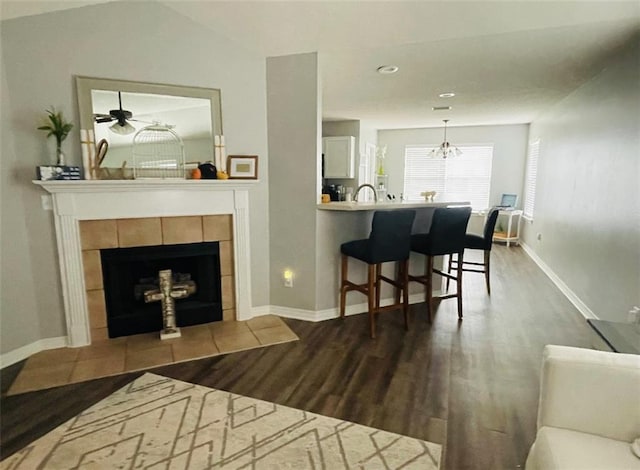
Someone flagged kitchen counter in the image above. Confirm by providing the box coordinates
[315,200,470,314]
[317,200,470,211]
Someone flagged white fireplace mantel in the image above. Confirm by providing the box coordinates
[34,179,258,347]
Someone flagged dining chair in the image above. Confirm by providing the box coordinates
[409,206,472,322]
[339,209,416,338]
[447,207,500,294]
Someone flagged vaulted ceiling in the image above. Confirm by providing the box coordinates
[2,1,639,129]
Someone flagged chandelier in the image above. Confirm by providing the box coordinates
[429,119,462,159]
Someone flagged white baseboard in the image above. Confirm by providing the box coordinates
[521,242,597,320]
[250,305,272,317]
[254,291,437,323]
[0,336,68,369]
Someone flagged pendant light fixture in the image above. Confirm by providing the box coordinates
[429,119,462,159]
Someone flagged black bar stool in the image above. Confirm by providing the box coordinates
[447,207,500,294]
[339,210,416,338]
[409,206,472,322]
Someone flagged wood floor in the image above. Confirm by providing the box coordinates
[0,245,593,469]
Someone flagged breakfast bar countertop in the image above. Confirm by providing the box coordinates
[317,200,470,211]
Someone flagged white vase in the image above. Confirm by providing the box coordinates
[56,147,65,166]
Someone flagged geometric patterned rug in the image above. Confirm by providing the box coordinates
[1,373,441,469]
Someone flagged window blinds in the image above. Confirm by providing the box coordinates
[403,145,493,210]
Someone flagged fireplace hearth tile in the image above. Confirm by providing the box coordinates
[214,331,260,354]
[219,240,234,276]
[23,347,80,369]
[71,357,125,382]
[117,218,162,248]
[252,325,299,345]
[162,216,203,245]
[247,315,285,331]
[77,339,126,361]
[210,320,250,338]
[176,324,215,342]
[172,339,219,362]
[6,317,298,396]
[203,215,232,241]
[91,327,109,342]
[80,220,118,250]
[221,275,234,309]
[82,250,103,290]
[125,345,173,371]
[9,362,75,394]
[126,332,166,352]
[86,290,107,329]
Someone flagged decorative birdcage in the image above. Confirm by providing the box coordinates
[132,124,185,179]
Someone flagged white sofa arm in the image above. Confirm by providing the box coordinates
[536,345,640,442]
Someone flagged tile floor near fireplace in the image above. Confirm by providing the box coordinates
[8,315,298,396]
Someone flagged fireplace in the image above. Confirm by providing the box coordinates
[35,179,256,347]
[101,242,223,338]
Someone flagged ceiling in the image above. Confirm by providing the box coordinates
[3,1,639,129]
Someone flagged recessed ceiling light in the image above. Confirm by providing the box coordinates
[432,106,452,111]
[439,92,456,98]
[377,65,399,74]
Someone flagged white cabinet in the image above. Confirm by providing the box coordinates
[323,136,355,178]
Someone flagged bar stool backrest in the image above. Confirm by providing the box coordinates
[425,207,472,256]
[368,210,416,263]
[481,208,501,249]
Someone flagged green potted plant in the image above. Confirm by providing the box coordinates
[37,107,73,166]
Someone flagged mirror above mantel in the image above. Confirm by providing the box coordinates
[76,76,223,176]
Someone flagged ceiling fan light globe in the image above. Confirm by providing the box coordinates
[109,121,136,135]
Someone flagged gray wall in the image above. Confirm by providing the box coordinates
[0,2,270,354]
[1,61,56,350]
[522,38,640,322]
[267,53,321,310]
[378,124,529,207]
[359,121,378,157]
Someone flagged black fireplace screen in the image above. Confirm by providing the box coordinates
[101,242,222,338]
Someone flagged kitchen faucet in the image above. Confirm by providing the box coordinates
[353,184,377,203]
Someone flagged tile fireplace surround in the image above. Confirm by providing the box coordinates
[35,180,257,347]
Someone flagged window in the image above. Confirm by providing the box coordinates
[358,142,376,201]
[403,144,493,210]
[523,140,539,219]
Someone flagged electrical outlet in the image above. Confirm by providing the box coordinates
[283,269,293,288]
[284,277,293,288]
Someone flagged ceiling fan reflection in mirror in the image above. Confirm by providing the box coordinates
[93,91,141,135]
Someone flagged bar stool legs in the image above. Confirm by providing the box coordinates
[409,207,472,323]
[339,209,416,338]
[409,251,465,323]
[339,253,349,319]
[399,260,409,329]
[367,264,376,338]
[455,255,463,319]
[484,250,491,294]
[339,255,411,338]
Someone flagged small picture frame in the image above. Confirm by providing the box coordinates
[227,155,258,180]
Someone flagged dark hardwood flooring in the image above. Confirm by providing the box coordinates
[0,245,593,469]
